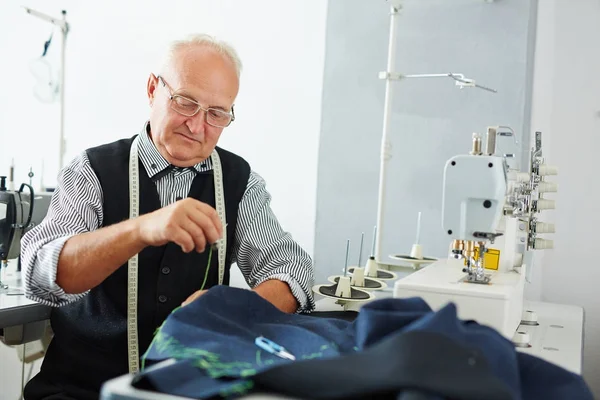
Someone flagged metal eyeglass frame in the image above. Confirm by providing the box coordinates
[157,75,235,128]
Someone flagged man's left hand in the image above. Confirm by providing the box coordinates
[181,281,298,313]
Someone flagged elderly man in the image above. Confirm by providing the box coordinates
[21,33,315,400]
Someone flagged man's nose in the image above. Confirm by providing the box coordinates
[186,109,207,137]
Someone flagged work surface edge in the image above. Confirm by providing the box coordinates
[0,276,52,329]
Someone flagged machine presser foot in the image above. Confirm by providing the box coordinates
[461,269,491,285]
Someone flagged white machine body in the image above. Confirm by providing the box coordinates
[393,259,526,338]
[395,129,556,341]
[441,154,507,242]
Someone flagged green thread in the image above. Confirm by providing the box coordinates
[200,246,213,291]
[145,330,259,378]
[299,343,338,360]
[256,350,262,366]
[143,317,348,383]
[301,352,326,360]
[240,368,257,377]
[141,246,213,370]
[219,380,254,397]
[142,318,171,370]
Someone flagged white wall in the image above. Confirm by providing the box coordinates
[0,0,327,398]
[530,0,600,396]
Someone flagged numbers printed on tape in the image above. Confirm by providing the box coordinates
[127,137,227,374]
[210,150,226,285]
[128,136,140,373]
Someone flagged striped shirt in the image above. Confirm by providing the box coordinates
[21,124,315,312]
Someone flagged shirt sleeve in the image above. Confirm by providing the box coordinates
[231,171,316,313]
[21,152,104,307]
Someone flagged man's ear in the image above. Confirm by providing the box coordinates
[147,73,159,106]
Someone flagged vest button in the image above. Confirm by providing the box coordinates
[161,266,171,275]
[158,295,168,303]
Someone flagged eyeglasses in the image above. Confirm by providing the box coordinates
[157,75,235,128]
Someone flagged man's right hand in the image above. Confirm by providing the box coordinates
[136,198,223,253]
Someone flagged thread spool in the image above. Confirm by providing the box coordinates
[538,182,558,193]
[538,165,558,176]
[534,222,555,234]
[533,238,554,250]
[536,199,556,211]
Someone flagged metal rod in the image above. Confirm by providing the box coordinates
[357,232,364,267]
[373,3,496,266]
[403,73,464,79]
[374,5,401,265]
[402,73,497,93]
[415,212,422,245]
[370,225,377,257]
[59,10,67,171]
[343,239,350,277]
[24,7,69,171]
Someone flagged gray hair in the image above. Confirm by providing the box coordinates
[166,33,243,78]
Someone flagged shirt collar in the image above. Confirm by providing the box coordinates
[137,121,213,179]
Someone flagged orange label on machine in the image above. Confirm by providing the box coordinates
[463,248,500,270]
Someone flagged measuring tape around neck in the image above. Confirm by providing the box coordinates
[127,136,227,373]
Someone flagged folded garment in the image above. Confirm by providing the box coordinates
[135,285,592,400]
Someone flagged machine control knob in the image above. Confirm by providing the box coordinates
[533,238,554,250]
[538,182,558,193]
[538,165,558,176]
[0,176,6,191]
[536,199,556,211]
[512,331,531,348]
[534,221,556,233]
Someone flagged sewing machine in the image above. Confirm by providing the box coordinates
[0,174,53,359]
[394,128,557,343]
[0,175,53,289]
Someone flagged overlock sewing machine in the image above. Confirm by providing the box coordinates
[0,175,53,290]
[394,128,557,342]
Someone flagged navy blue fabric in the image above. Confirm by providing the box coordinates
[251,329,515,400]
[133,286,592,399]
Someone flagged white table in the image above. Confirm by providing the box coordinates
[516,301,585,375]
[0,273,51,343]
[314,289,585,375]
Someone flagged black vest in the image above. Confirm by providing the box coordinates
[37,136,250,397]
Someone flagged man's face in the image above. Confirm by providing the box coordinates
[147,46,239,167]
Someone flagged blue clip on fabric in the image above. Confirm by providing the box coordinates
[255,336,296,361]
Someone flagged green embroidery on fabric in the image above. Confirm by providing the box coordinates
[301,352,325,360]
[256,350,262,366]
[142,326,349,386]
[299,343,340,360]
[144,330,258,378]
[219,380,255,397]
